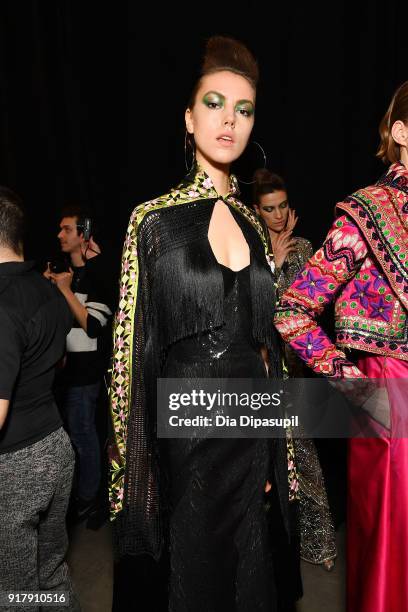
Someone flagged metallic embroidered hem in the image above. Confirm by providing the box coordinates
[337,339,408,361]
[300,553,338,565]
[295,438,337,566]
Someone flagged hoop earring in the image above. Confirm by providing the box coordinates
[184,131,196,172]
[236,141,267,185]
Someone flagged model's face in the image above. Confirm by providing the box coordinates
[185,71,255,167]
[58,216,84,253]
[255,191,289,232]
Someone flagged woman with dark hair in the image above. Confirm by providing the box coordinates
[274,82,408,612]
[253,169,311,301]
[110,37,298,611]
[254,169,337,572]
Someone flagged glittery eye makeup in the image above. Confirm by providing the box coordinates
[202,92,254,117]
[261,200,288,213]
[235,100,255,117]
[202,92,225,108]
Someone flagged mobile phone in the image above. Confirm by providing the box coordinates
[50,259,69,273]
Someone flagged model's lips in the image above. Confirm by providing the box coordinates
[216,133,235,146]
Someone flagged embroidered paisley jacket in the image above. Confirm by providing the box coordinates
[109,165,294,559]
[274,162,408,378]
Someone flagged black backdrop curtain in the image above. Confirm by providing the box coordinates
[0,1,407,268]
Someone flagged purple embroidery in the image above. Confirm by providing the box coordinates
[296,270,328,299]
[372,270,385,291]
[295,332,326,359]
[350,280,376,309]
[370,297,393,322]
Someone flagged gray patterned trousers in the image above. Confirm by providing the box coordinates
[0,427,80,611]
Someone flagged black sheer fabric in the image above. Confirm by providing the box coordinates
[161,264,280,611]
[110,167,296,610]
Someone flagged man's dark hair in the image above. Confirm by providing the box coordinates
[0,186,25,256]
[60,204,91,237]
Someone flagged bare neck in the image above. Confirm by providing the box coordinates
[0,247,24,264]
[196,153,230,197]
[70,248,85,267]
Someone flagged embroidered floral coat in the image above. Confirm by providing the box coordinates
[274,162,408,378]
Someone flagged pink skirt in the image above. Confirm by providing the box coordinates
[347,355,408,612]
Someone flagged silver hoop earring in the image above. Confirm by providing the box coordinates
[184,131,196,173]
[236,141,267,185]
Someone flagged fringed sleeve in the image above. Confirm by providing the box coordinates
[109,204,162,559]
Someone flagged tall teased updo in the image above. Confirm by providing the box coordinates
[253,168,287,205]
[188,36,259,108]
[377,81,408,164]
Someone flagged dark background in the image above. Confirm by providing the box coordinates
[0,1,407,272]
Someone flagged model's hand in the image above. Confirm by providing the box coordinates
[265,480,272,493]
[273,230,297,269]
[285,208,298,233]
[50,269,73,293]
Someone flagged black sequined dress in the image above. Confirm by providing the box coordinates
[162,263,276,612]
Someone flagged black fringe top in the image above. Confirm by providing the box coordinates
[109,164,286,559]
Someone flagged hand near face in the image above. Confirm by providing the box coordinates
[285,208,298,233]
[49,269,74,293]
[273,230,297,270]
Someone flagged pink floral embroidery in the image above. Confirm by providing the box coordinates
[202,177,213,190]
[115,361,125,373]
[116,337,124,349]
[117,310,126,323]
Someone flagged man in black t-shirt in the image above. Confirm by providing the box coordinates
[45,206,113,520]
[0,188,79,609]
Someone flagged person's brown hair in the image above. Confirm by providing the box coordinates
[377,81,408,164]
[188,36,259,108]
[253,168,287,205]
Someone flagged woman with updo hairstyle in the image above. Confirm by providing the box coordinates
[275,81,408,612]
[109,37,299,611]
